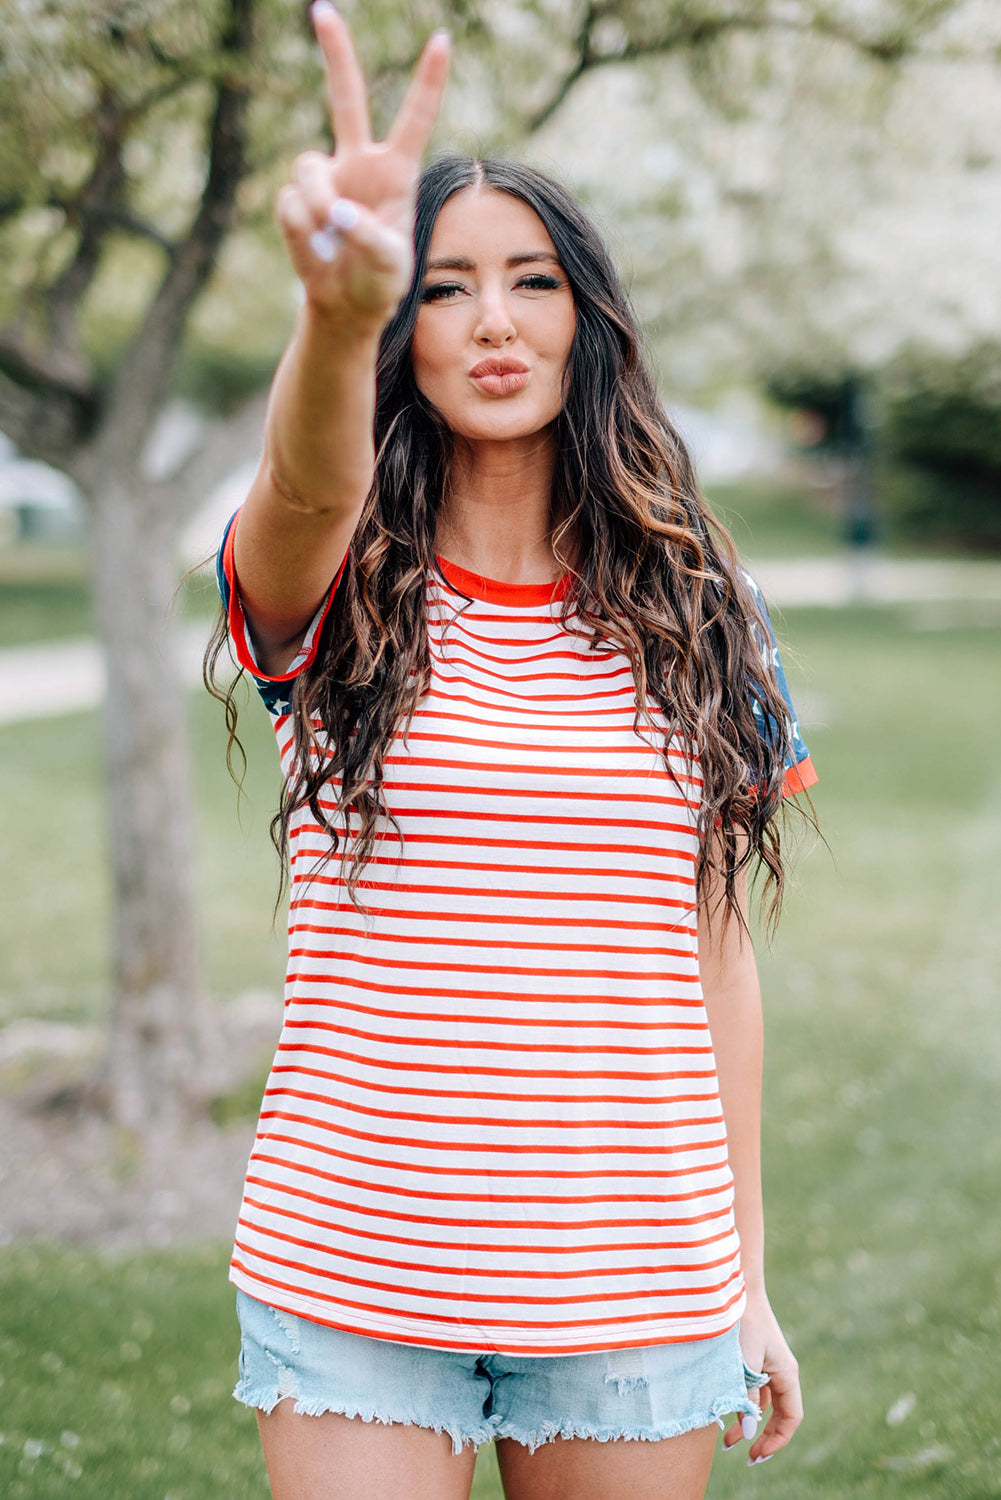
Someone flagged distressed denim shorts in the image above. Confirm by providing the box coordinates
[234,1290,767,1454]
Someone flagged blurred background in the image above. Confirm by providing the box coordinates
[1,2,999,1496]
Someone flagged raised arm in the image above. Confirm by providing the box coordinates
[233,4,450,675]
[698,863,804,1466]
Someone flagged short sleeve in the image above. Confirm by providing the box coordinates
[741,571,818,798]
[215,509,343,719]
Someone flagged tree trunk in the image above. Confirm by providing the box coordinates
[87,472,208,1136]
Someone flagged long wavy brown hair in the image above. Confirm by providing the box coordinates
[207,154,807,931]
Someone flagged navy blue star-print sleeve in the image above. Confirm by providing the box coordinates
[741,571,817,797]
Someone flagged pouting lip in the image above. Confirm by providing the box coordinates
[469,356,530,378]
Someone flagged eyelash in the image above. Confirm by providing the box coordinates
[420,273,563,302]
[420,282,463,302]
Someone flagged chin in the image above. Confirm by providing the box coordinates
[451,407,560,445]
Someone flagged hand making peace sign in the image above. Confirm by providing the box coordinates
[276,2,451,327]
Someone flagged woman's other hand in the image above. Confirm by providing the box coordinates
[276,2,450,328]
[723,1294,803,1465]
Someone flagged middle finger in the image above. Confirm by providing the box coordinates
[311,2,371,151]
[386,29,451,160]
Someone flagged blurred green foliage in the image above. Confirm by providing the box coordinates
[879,343,1001,550]
[706,478,842,557]
[768,346,1001,551]
[174,342,282,415]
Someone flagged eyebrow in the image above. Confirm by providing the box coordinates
[424,251,563,273]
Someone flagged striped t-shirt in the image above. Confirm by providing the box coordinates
[218,516,816,1355]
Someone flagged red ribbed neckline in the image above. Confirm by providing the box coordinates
[435,555,571,606]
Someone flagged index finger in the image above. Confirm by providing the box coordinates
[385,29,451,159]
[752,1385,803,1460]
[311,2,371,150]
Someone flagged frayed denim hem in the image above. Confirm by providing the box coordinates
[232,1381,494,1456]
[605,1373,649,1396]
[494,1392,760,1455]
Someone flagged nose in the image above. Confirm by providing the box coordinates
[473,282,517,346]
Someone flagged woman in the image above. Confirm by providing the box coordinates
[209,6,813,1497]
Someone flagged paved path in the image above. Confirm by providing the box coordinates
[746,554,1001,609]
[1,556,999,727]
[0,624,210,727]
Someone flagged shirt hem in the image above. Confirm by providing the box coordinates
[783,754,818,797]
[229,1263,747,1357]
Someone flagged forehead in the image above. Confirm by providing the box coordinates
[428,187,557,257]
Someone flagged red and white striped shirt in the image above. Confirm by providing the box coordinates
[219,527,816,1354]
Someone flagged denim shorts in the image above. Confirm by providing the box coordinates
[234,1290,767,1454]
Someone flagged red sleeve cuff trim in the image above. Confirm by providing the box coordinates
[783,756,818,798]
[222,509,344,684]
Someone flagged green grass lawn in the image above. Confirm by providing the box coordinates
[1,603,999,1497]
[0,544,218,648]
[705,478,844,558]
[0,680,289,1028]
[0,546,93,644]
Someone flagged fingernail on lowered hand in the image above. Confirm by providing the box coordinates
[309,227,340,263]
[748,1454,774,1467]
[329,198,360,231]
[741,1413,759,1441]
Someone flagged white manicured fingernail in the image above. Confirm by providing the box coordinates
[311,2,338,20]
[741,1413,758,1440]
[309,226,340,263]
[329,198,359,231]
[748,1453,773,1466]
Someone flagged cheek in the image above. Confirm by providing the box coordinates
[539,305,576,370]
[410,318,431,387]
[411,316,458,397]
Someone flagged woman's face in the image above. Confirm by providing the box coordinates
[410,187,576,445]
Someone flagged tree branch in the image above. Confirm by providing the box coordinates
[524,0,599,135]
[58,201,178,258]
[0,359,96,474]
[526,3,922,133]
[0,195,174,254]
[43,88,128,376]
[93,0,256,476]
